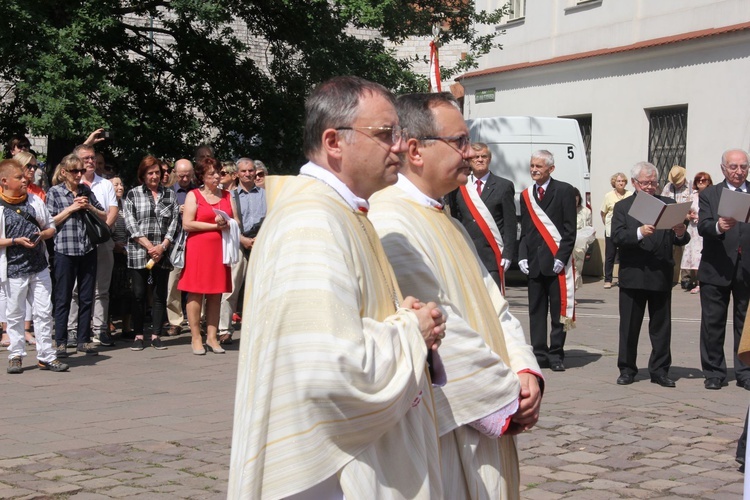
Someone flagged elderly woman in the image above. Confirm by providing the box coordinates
[179,157,238,355]
[47,154,107,357]
[682,172,713,294]
[123,156,180,351]
[253,161,267,189]
[600,172,632,288]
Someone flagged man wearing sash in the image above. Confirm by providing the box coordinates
[371,92,542,499]
[518,150,576,372]
[228,76,446,499]
[611,162,689,388]
[447,143,516,290]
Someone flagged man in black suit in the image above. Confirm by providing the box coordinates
[612,162,689,388]
[518,150,576,371]
[698,149,750,390]
[447,142,517,288]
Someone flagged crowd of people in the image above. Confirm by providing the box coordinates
[4,75,750,497]
[0,133,268,373]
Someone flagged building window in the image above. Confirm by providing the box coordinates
[508,0,526,21]
[574,115,592,172]
[648,106,688,186]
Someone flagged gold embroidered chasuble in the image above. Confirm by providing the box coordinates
[228,176,442,499]
[371,185,541,500]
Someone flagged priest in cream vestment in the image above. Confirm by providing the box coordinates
[370,92,543,500]
[228,77,445,499]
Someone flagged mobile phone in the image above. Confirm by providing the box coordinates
[31,233,41,244]
[102,131,112,139]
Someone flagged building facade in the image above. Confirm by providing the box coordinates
[458,0,750,273]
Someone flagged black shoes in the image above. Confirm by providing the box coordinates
[130,339,145,351]
[704,377,722,390]
[736,379,750,391]
[151,337,168,350]
[617,374,635,385]
[550,361,566,372]
[650,374,676,388]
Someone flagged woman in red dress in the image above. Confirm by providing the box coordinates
[179,157,238,355]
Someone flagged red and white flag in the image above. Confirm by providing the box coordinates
[429,40,441,92]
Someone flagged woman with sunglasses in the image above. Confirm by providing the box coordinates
[46,154,107,358]
[219,161,238,190]
[13,151,45,202]
[682,172,713,294]
[179,157,238,354]
[253,161,267,189]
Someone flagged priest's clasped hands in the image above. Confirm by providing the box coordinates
[402,297,446,351]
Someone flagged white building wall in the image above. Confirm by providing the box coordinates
[459,1,750,273]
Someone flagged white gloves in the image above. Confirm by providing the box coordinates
[501,258,511,272]
[519,259,529,275]
[553,259,565,274]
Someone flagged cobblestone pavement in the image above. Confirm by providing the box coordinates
[0,276,746,498]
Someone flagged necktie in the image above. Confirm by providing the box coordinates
[476,179,483,196]
[737,187,743,193]
[538,186,545,201]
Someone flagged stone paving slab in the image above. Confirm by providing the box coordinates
[0,277,746,498]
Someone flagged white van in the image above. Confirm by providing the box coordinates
[466,116,591,214]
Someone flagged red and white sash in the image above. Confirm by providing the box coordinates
[459,184,506,294]
[521,186,576,330]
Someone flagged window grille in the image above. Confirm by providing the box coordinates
[648,107,688,186]
[575,116,592,171]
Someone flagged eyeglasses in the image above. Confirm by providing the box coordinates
[722,163,749,172]
[26,164,37,170]
[219,171,227,176]
[696,178,710,184]
[79,155,96,161]
[254,172,266,179]
[66,168,85,174]
[473,154,490,160]
[335,125,407,145]
[418,135,471,152]
[634,179,658,188]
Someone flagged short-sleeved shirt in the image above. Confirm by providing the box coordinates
[5,201,47,278]
[85,174,118,210]
[47,183,104,256]
[234,184,266,232]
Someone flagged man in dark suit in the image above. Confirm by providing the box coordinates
[518,150,576,371]
[612,162,689,388]
[447,143,517,288]
[698,149,750,390]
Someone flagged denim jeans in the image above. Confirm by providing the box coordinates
[53,250,97,346]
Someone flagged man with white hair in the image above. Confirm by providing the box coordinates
[698,149,750,390]
[612,161,689,388]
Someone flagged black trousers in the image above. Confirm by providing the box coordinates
[604,235,618,283]
[617,287,672,377]
[130,267,169,336]
[528,274,566,364]
[699,265,750,382]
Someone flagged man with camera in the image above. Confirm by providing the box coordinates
[217,157,265,344]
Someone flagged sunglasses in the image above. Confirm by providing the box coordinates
[66,168,86,174]
[696,178,710,183]
[254,172,266,179]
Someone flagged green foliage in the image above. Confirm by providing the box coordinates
[0,0,504,176]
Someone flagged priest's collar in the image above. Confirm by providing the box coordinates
[395,173,444,210]
[300,162,369,212]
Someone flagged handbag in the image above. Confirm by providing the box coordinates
[81,210,111,245]
[170,229,187,268]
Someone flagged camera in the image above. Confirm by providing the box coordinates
[101,130,112,139]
